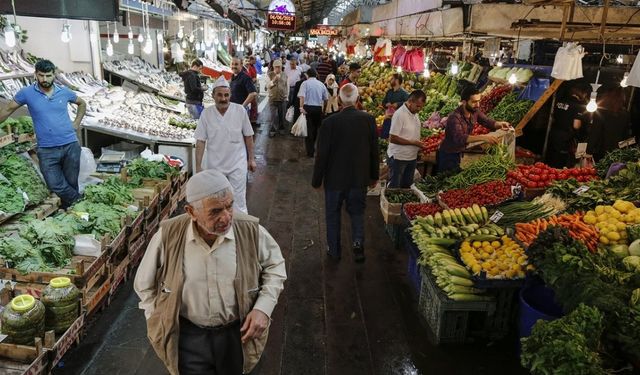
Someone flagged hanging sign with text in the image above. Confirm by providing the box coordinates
[309,27,340,36]
[267,0,296,31]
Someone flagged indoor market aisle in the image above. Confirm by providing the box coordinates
[52,121,527,375]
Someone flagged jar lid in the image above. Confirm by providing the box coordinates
[11,295,35,312]
[50,277,71,288]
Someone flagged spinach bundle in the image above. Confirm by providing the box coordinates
[127,158,179,186]
[0,179,24,214]
[20,218,75,268]
[0,236,49,274]
[595,147,640,177]
[71,201,133,238]
[83,176,134,206]
[0,154,49,205]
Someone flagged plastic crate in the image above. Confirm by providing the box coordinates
[405,232,421,296]
[385,223,404,249]
[418,267,496,344]
[483,287,520,340]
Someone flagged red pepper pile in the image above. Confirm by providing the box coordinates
[439,180,513,209]
[479,85,512,113]
[403,202,443,220]
[505,162,598,189]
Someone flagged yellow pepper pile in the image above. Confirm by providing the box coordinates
[459,235,532,279]
[583,200,640,245]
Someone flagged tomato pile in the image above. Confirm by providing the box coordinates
[505,162,598,189]
[422,132,445,152]
[403,202,443,220]
[421,124,489,153]
[439,180,514,209]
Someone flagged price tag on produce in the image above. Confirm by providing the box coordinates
[490,210,504,223]
[618,137,636,149]
[22,191,29,203]
[511,184,522,196]
[0,334,7,343]
[573,185,590,195]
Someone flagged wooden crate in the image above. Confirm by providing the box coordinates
[106,225,128,258]
[109,252,131,297]
[0,246,110,290]
[82,272,111,318]
[16,134,36,144]
[145,215,159,242]
[0,339,48,375]
[125,210,145,240]
[0,133,14,148]
[159,201,172,222]
[47,313,85,369]
[128,232,147,270]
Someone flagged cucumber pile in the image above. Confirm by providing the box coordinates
[411,204,505,240]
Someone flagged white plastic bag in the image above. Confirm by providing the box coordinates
[285,106,294,123]
[78,147,101,194]
[73,234,102,257]
[291,113,307,137]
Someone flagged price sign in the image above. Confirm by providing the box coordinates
[490,210,504,223]
[573,185,590,195]
[22,191,29,203]
[618,137,636,149]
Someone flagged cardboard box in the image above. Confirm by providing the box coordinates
[380,188,413,225]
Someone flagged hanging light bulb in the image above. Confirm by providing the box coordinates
[138,32,144,43]
[127,40,134,54]
[113,22,119,43]
[4,23,15,47]
[496,60,503,67]
[157,32,163,42]
[143,39,152,54]
[586,95,598,113]
[508,73,517,85]
[379,62,384,67]
[162,44,169,53]
[200,41,206,51]
[195,42,201,52]
[620,72,629,88]
[60,23,72,43]
[128,27,133,40]
[587,71,602,113]
[181,39,187,49]
[177,26,184,39]
[106,40,114,56]
[189,33,195,43]
[450,61,459,75]
[616,54,623,64]
[423,68,430,78]
[396,66,402,73]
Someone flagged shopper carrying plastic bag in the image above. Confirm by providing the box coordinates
[285,106,294,123]
[291,113,307,137]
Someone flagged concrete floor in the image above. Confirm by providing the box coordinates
[52,120,528,375]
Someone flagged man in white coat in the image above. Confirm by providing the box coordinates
[194,76,257,213]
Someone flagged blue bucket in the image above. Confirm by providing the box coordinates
[518,283,563,340]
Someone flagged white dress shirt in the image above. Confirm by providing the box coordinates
[284,65,302,88]
[298,78,329,107]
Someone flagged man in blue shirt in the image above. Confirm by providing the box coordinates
[0,59,87,208]
[298,68,329,157]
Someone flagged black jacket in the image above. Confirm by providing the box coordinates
[312,107,380,189]
[179,69,204,104]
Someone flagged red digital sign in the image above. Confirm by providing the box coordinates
[267,12,296,31]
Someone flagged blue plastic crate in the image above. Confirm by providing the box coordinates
[405,232,422,296]
[385,223,404,249]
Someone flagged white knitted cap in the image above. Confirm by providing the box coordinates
[186,169,232,203]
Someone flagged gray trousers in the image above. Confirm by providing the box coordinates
[178,317,243,375]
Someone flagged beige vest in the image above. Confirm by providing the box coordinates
[146,212,268,375]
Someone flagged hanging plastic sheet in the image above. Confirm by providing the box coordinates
[627,49,640,88]
[519,78,550,101]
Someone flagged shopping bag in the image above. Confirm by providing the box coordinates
[285,106,294,123]
[291,113,307,137]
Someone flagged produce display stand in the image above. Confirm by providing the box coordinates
[0,132,13,148]
[16,134,35,144]
[0,338,48,375]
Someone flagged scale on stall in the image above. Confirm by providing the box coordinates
[96,151,126,173]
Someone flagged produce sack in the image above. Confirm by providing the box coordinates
[42,277,80,333]
[285,106,294,123]
[78,147,100,194]
[1,295,45,345]
[290,114,307,137]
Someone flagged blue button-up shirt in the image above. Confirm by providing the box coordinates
[298,78,328,107]
[14,83,78,147]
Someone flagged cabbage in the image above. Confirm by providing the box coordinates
[516,68,534,84]
[623,255,640,272]
[610,244,629,259]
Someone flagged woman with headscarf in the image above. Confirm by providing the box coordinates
[324,74,340,116]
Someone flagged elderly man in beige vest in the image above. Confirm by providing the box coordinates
[134,169,286,375]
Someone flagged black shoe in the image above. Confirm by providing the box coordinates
[326,250,341,261]
[353,243,365,263]
[269,130,276,138]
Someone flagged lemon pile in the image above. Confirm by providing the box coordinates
[583,200,640,245]
[459,236,532,279]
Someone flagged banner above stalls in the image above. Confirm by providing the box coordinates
[309,26,340,36]
[267,0,296,31]
[0,0,119,21]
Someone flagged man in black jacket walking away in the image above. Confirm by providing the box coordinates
[180,59,208,119]
[312,83,380,262]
